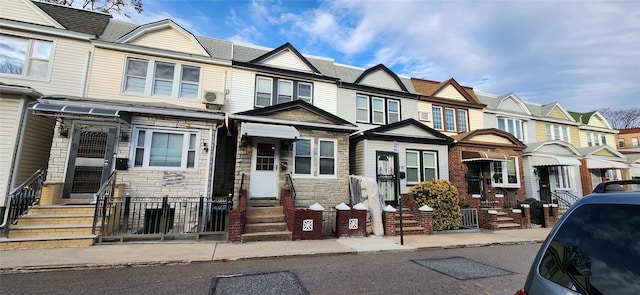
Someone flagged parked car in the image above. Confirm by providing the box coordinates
[516,179,640,295]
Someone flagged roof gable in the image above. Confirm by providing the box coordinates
[250,43,320,74]
[453,128,526,149]
[543,103,574,121]
[579,145,626,159]
[569,111,612,129]
[2,0,64,28]
[497,93,532,115]
[236,100,354,127]
[355,64,408,93]
[411,77,483,107]
[116,19,209,56]
[352,118,453,144]
[524,140,582,156]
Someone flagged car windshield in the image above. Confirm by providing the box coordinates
[538,203,640,294]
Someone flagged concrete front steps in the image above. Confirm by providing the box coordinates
[241,203,292,243]
[394,206,425,235]
[0,205,97,250]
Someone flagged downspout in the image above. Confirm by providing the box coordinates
[206,125,222,198]
[80,51,92,97]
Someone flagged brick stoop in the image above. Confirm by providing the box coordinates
[394,206,425,235]
[241,204,292,243]
[0,205,97,250]
[494,210,522,230]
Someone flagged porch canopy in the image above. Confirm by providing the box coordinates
[461,150,509,162]
[586,158,628,169]
[241,122,299,140]
[31,102,128,122]
[529,155,581,166]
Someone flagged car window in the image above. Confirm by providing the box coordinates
[538,204,640,294]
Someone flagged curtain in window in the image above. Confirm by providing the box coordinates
[150,133,183,167]
[294,139,311,174]
[319,140,335,175]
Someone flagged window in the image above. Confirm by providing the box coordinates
[132,128,198,169]
[405,150,438,185]
[545,124,570,142]
[587,132,607,147]
[490,157,519,187]
[633,137,639,147]
[356,94,400,125]
[318,139,336,176]
[0,35,53,80]
[432,105,468,132]
[553,166,572,189]
[123,57,200,99]
[619,138,625,148]
[356,95,370,123]
[293,138,312,175]
[497,117,525,141]
[254,75,313,107]
[372,97,385,124]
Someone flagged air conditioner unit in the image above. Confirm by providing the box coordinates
[202,91,225,105]
[418,111,431,122]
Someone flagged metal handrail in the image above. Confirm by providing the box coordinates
[552,190,580,211]
[1,169,47,233]
[92,171,117,237]
[286,173,296,201]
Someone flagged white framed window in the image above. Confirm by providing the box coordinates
[553,166,573,190]
[0,35,53,80]
[545,124,570,142]
[132,128,199,169]
[356,95,370,123]
[388,100,400,124]
[633,137,639,147]
[123,57,200,99]
[297,82,312,103]
[457,109,468,132]
[255,76,273,107]
[497,117,525,141]
[491,156,520,187]
[277,80,293,104]
[406,151,420,184]
[293,138,312,175]
[372,97,385,124]
[318,139,336,176]
[432,106,443,130]
[422,151,437,181]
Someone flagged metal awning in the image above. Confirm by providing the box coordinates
[31,103,131,123]
[586,159,628,169]
[241,122,299,140]
[461,150,509,162]
[529,155,581,166]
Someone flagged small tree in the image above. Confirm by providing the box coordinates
[409,180,461,231]
[43,0,143,18]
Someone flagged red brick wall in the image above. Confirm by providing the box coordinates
[281,189,323,240]
[579,158,593,196]
[543,204,560,228]
[227,189,247,242]
[336,206,368,238]
[384,211,397,235]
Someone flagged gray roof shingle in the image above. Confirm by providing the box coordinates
[32,1,111,36]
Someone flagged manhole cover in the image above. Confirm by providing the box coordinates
[211,271,308,295]
[412,257,516,280]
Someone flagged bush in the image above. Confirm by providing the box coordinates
[409,180,461,231]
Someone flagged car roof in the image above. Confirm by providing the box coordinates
[572,192,640,207]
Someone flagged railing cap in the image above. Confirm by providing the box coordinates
[488,210,498,214]
[383,205,396,212]
[353,202,368,211]
[335,202,351,210]
[309,203,324,211]
[520,204,530,208]
[419,205,433,212]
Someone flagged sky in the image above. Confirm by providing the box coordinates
[115,0,640,113]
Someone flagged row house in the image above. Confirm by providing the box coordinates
[616,128,640,179]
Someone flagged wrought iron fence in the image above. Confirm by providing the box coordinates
[286,173,296,202]
[1,169,47,235]
[460,208,479,229]
[322,209,337,237]
[94,195,231,242]
[552,190,580,212]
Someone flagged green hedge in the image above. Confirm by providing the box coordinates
[409,180,461,231]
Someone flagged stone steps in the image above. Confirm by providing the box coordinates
[241,205,292,243]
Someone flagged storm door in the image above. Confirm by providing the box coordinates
[249,140,279,198]
[376,152,398,205]
[537,167,551,203]
[63,124,117,199]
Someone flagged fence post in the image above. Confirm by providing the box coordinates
[160,196,169,242]
[197,196,204,240]
[120,196,131,242]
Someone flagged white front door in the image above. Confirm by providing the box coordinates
[249,141,279,198]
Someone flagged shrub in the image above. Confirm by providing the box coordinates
[409,180,461,231]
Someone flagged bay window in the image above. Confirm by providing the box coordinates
[133,128,198,169]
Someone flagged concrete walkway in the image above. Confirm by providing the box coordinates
[0,228,550,273]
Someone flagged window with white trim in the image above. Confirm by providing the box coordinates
[293,138,312,175]
[633,137,639,147]
[356,94,400,125]
[586,131,607,146]
[0,35,53,80]
[254,75,313,107]
[497,117,525,141]
[133,128,198,169]
[356,95,370,123]
[490,157,520,187]
[553,166,573,190]
[388,100,400,124]
[318,139,336,176]
[372,97,385,124]
[123,57,201,99]
[406,150,438,185]
[545,124,570,142]
[432,105,469,133]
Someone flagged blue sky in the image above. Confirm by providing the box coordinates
[118,0,639,113]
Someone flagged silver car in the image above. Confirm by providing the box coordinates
[517,180,640,295]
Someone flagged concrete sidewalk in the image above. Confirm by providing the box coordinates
[0,228,550,273]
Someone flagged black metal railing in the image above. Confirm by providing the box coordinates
[1,169,47,235]
[552,190,580,212]
[239,173,245,200]
[94,195,231,242]
[286,173,296,201]
[499,188,521,209]
[92,171,118,238]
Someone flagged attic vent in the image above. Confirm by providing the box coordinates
[202,91,225,105]
[418,112,431,122]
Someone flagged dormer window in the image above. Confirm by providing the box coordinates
[254,75,313,107]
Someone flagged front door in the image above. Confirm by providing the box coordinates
[249,141,279,198]
[376,152,398,205]
[64,124,117,199]
[538,167,551,203]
